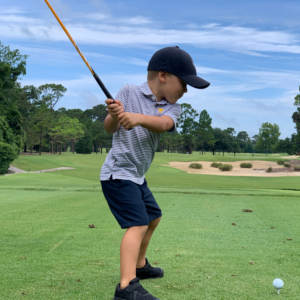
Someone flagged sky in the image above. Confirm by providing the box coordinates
[1,0,300,138]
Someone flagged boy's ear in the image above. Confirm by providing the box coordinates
[158,71,168,83]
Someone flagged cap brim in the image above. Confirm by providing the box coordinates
[181,75,210,89]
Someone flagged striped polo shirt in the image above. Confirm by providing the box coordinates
[100,82,181,185]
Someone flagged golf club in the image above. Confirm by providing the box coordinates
[44,0,113,100]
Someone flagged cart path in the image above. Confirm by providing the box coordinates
[6,166,75,175]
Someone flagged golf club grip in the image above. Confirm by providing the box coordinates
[93,71,114,100]
[94,70,132,130]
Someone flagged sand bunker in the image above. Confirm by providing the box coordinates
[168,160,300,177]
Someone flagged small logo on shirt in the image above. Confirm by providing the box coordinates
[157,108,164,114]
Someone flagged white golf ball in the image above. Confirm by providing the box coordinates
[273,278,284,289]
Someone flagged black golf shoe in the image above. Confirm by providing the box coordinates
[113,277,159,300]
[136,258,164,280]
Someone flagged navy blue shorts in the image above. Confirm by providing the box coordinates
[101,178,162,229]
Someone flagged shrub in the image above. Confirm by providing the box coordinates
[0,116,19,174]
[294,166,300,171]
[240,163,252,168]
[277,160,285,165]
[283,162,291,168]
[189,163,202,169]
[266,167,273,173]
[219,164,233,171]
[211,162,223,168]
[0,142,18,174]
[75,134,93,154]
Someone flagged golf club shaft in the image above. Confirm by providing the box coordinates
[44,0,113,100]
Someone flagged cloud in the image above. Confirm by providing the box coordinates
[1,9,300,56]
[0,7,25,14]
[85,13,108,21]
[122,16,152,25]
[197,66,300,94]
[196,66,231,75]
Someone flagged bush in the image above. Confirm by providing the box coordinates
[211,162,223,168]
[219,164,233,171]
[283,162,291,168]
[75,134,93,154]
[277,160,286,165]
[294,166,300,171]
[240,163,252,168]
[0,116,19,174]
[0,142,18,174]
[266,167,273,173]
[189,163,202,169]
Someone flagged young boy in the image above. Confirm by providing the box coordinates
[101,46,210,300]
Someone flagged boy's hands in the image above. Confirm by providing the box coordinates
[105,99,124,120]
[105,99,141,130]
[118,112,141,130]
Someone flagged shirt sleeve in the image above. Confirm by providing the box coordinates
[163,103,181,132]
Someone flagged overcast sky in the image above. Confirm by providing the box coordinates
[1,0,300,138]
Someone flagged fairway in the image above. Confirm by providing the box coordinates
[1,152,300,299]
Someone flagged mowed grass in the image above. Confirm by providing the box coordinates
[0,152,300,299]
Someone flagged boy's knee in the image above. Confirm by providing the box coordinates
[128,225,148,235]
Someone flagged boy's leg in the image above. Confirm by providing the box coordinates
[136,217,161,268]
[120,225,148,289]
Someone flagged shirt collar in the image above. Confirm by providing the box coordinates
[140,82,168,105]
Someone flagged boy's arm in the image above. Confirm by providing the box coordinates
[104,99,124,133]
[104,114,120,134]
[118,112,174,133]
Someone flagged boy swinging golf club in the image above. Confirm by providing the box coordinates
[101,46,210,299]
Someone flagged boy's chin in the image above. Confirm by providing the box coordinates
[166,97,178,104]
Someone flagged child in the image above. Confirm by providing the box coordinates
[101,46,210,300]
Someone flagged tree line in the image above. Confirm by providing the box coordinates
[1,42,300,174]
[159,103,299,155]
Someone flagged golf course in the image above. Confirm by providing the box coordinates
[0,152,299,299]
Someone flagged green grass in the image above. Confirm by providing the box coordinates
[0,152,300,299]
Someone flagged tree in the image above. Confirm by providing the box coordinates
[86,104,110,152]
[236,131,253,153]
[223,128,239,155]
[84,104,107,122]
[91,120,111,153]
[196,109,214,153]
[49,116,84,154]
[0,116,19,174]
[255,122,280,153]
[38,84,66,110]
[276,138,294,154]
[0,42,27,151]
[292,86,300,153]
[158,131,183,153]
[75,133,93,154]
[294,86,300,107]
[212,128,226,155]
[22,84,67,154]
[177,103,199,153]
[18,85,39,152]
[290,134,298,155]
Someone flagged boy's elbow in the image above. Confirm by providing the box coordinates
[105,127,113,134]
[161,117,174,132]
[104,125,118,134]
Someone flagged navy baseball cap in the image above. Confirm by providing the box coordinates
[147,46,210,89]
